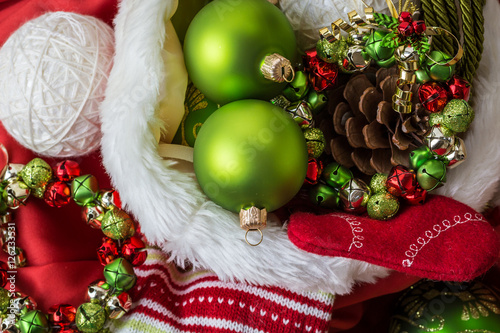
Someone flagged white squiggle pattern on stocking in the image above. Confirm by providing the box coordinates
[336,214,364,251]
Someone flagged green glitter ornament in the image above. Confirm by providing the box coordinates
[306,90,328,115]
[369,173,388,194]
[322,162,353,189]
[18,310,50,333]
[71,175,99,206]
[19,158,52,190]
[309,183,340,209]
[425,50,456,81]
[417,159,447,191]
[282,71,309,102]
[367,192,399,220]
[438,99,474,133]
[316,38,349,64]
[75,303,107,333]
[409,146,434,170]
[0,287,10,311]
[101,209,135,240]
[103,258,137,291]
[303,128,325,159]
[362,29,396,68]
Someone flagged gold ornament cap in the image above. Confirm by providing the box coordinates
[240,206,267,246]
[260,53,295,83]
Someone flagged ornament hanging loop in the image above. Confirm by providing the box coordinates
[261,53,295,83]
[240,207,267,246]
[245,229,264,247]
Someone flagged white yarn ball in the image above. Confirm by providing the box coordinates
[0,12,114,157]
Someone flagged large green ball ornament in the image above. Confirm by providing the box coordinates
[75,303,107,333]
[362,29,396,68]
[322,162,353,189]
[18,310,50,333]
[184,0,297,105]
[389,280,500,333]
[425,50,456,81]
[417,159,447,191]
[193,99,308,213]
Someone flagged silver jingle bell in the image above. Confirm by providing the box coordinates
[394,45,420,71]
[82,204,105,229]
[285,101,314,128]
[340,178,371,214]
[0,316,19,333]
[106,292,132,319]
[2,164,25,183]
[424,126,455,156]
[339,45,371,73]
[87,280,111,304]
[443,137,467,169]
[99,189,121,210]
[9,294,37,316]
[3,181,30,209]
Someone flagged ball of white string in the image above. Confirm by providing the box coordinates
[0,12,114,157]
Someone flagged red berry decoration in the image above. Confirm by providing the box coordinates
[97,237,119,266]
[304,158,323,185]
[44,181,72,208]
[447,75,471,101]
[402,185,427,205]
[398,22,414,37]
[398,11,413,23]
[48,304,76,331]
[386,165,417,197]
[412,20,426,34]
[121,236,147,266]
[54,160,81,182]
[418,82,451,113]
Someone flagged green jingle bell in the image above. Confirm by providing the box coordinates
[19,158,52,190]
[322,162,353,189]
[409,145,434,170]
[338,45,371,74]
[282,71,310,102]
[425,50,456,81]
[303,128,325,159]
[340,178,371,214]
[369,173,388,194]
[285,101,314,128]
[306,90,328,115]
[103,258,137,291]
[3,180,30,209]
[415,68,431,84]
[443,137,467,169]
[435,99,475,134]
[367,192,399,220]
[101,209,135,240]
[75,303,107,333]
[309,183,340,209]
[416,159,447,191]
[316,38,349,64]
[18,310,50,333]
[71,175,99,206]
[424,126,455,156]
[362,29,396,68]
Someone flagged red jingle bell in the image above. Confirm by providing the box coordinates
[121,236,147,266]
[304,158,323,185]
[54,160,81,182]
[48,304,76,331]
[398,22,414,37]
[402,185,427,205]
[418,82,451,113]
[44,181,72,208]
[412,20,426,34]
[447,75,471,101]
[386,165,417,197]
[97,237,119,266]
[398,12,413,23]
[0,261,8,288]
[304,48,338,91]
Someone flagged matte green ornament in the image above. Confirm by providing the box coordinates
[184,0,297,105]
[309,183,340,209]
[369,173,388,194]
[440,99,475,133]
[303,128,325,158]
[322,162,353,189]
[75,303,107,333]
[71,175,99,206]
[282,71,309,102]
[367,192,399,220]
[362,30,396,68]
[19,158,52,190]
[415,68,431,84]
[306,90,328,115]
[18,310,49,333]
[425,50,456,81]
[103,258,137,291]
[101,209,135,240]
[193,100,308,213]
[416,159,447,191]
[409,146,434,170]
[316,38,349,64]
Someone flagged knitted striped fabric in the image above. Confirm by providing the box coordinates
[109,249,335,333]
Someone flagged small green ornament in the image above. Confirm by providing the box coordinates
[0,287,10,311]
[367,192,399,220]
[75,303,107,333]
[425,50,456,81]
[18,310,50,333]
[101,209,135,240]
[409,146,434,170]
[103,258,137,291]
[19,158,52,190]
[306,91,328,115]
[369,173,388,194]
[439,99,475,133]
[303,128,325,158]
[322,162,353,189]
[71,175,99,206]
[415,68,431,84]
[416,159,447,191]
[282,71,309,102]
[362,29,396,68]
[316,38,349,64]
[309,183,340,209]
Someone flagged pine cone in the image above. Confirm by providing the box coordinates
[319,67,430,175]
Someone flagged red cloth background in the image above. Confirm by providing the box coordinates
[0,1,498,332]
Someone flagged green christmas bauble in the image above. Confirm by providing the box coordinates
[390,280,500,333]
[193,99,308,213]
[362,29,396,68]
[425,50,456,81]
[184,0,297,105]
